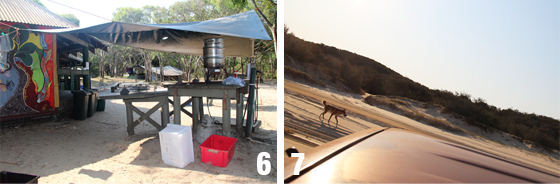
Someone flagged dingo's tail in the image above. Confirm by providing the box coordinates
[322,100,327,106]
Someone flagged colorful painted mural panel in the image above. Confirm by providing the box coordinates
[0,22,56,117]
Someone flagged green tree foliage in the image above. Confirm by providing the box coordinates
[57,13,80,26]
[285,30,559,150]
[31,0,80,27]
[31,0,45,7]
[231,0,276,53]
[88,50,103,78]
[112,7,147,24]
[143,5,171,24]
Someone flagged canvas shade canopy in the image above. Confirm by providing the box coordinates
[26,10,271,57]
[139,65,184,76]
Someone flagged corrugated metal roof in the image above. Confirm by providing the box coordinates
[0,0,77,28]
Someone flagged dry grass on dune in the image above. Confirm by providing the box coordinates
[364,95,466,134]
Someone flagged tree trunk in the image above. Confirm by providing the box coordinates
[270,56,274,79]
[99,50,105,79]
[109,63,113,77]
[241,57,244,75]
[144,50,152,82]
[193,56,200,80]
[250,0,276,54]
[270,25,277,53]
[187,55,192,81]
[231,57,235,77]
[111,50,116,77]
[160,54,164,82]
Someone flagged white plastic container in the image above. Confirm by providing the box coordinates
[159,124,195,168]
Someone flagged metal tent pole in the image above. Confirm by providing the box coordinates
[83,46,90,89]
[245,62,257,138]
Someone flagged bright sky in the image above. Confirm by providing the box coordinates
[42,0,182,27]
[285,0,560,120]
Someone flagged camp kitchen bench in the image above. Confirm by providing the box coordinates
[110,82,151,93]
[99,91,169,136]
[99,82,260,137]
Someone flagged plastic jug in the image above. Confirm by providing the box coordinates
[196,115,216,144]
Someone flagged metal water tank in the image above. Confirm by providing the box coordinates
[203,38,224,68]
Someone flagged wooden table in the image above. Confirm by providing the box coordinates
[164,82,248,137]
[99,91,169,136]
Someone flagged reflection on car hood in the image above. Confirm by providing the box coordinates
[284,128,559,183]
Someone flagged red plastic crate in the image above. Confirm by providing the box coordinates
[199,134,238,167]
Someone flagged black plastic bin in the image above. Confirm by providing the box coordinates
[91,89,99,112]
[83,89,94,117]
[71,90,91,120]
[0,171,39,184]
[97,99,106,111]
[84,89,98,117]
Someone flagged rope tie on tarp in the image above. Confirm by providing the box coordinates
[0,22,20,36]
[13,29,20,46]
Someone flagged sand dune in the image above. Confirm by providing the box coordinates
[284,79,559,175]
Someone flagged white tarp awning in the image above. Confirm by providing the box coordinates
[28,10,271,57]
[152,66,184,76]
[140,65,184,76]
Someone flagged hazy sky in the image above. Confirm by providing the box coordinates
[285,0,559,120]
[42,0,181,27]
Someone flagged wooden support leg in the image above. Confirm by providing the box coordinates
[223,90,231,137]
[129,102,164,131]
[64,75,70,90]
[236,91,244,137]
[173,89,181,125]
[161,97,169,128]
[198,97,204,121]
[83,75,89,89]
[192,97,199,134]
[74,75,80,90]
[125,102,134,136]
[169,98,194,118]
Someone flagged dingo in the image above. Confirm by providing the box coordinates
[319,100,347,127]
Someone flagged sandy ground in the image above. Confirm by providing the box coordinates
[284,88,384,157]
[0,79,277,184]
[284,79,559,175]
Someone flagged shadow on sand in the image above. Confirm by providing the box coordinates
[0,93,277,183]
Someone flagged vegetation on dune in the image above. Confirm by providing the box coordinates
[284,27,559,151]
[364,95,467,135]
[285,65,326,88]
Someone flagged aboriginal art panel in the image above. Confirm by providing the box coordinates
[0,22,56,117]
